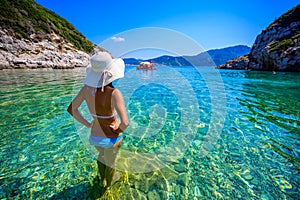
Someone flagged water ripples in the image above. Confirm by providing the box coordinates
[0,67,299,199]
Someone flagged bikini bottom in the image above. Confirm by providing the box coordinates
[89,135,123,149]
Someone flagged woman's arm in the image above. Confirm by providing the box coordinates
[67,87,92,128]
[112,89,129,132]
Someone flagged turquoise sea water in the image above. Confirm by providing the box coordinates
[0,67,299,199]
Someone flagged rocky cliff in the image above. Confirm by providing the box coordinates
[0,28,91,69]
[218,5,300,71]
[0,0,100,69]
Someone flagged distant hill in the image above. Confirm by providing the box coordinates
[123,58,144,65]
[124,45,251,66]
[206,45,251,66]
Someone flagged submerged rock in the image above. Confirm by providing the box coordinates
[147,190,160,200]
[176,173,189,186]
[194,186,201,197]
[174,164,187,173]
[275,177,293,191]
[173,185,181,196]
[243,174,253,181]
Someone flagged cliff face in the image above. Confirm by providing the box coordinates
[219,5,300,71]
[0,28,90,69]
[0,0,99,69]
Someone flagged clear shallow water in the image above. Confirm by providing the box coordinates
[0,67,299,199]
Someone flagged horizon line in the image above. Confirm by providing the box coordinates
[121,44,251,60]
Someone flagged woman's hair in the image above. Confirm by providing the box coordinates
[95,82,114,92]
[106,82,114,88]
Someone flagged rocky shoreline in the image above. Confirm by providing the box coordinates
[218,5,300,72]
[248,21,300,71]
[0,28,90,70]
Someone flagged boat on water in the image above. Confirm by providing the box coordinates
[136,60,156,70]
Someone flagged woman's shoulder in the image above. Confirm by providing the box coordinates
[80,85,92,97]
[111,88,124,100]
[112,88,121,95]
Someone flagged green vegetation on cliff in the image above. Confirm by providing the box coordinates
[269,38,295,52]
[269,4,300,28]
[267,4,300,52]
[0,0,95,53]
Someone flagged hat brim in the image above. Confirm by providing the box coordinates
[83,58,125,88]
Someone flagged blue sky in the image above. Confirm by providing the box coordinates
[36,0,298,58]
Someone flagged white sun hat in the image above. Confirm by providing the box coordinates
[83,51,125,92]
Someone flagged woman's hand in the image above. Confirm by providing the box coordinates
[109,120,123,134]
[109,120,120,131]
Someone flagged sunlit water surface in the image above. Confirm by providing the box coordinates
[0,67,299,199]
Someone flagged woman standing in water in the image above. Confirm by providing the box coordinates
[67,51,129,188]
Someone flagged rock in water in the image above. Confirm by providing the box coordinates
[177,173,189,186]
[194,186,201,197]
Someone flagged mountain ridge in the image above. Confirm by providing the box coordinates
[124,45,251,66]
